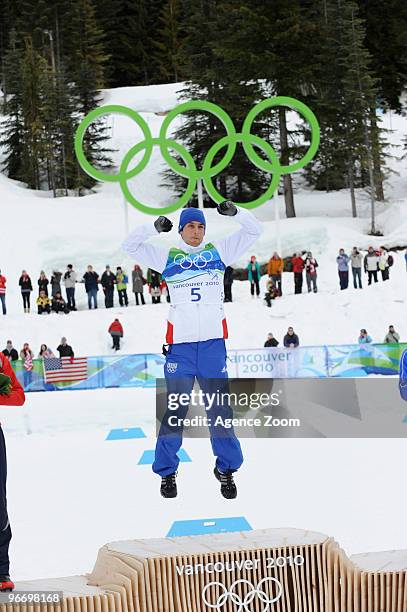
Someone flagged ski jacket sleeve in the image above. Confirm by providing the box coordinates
[214,207,263,268]
[122,223,169,274]
[0,355,25,406]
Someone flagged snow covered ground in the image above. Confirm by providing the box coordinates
[0,83,406,581]
[3,389,407,581]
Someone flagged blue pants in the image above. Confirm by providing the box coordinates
[0,295,5,315]
[66,287,76,310]
[87,289,98,309]
[352,267,362,289]
[152,339,243,477]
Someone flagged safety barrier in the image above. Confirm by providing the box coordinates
[12,342,406,392]
[8,528,407,611]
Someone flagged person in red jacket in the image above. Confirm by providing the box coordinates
[108,318,124,351]
[291,253,305,294]
[0,355,25,592]
[0,271,6,316]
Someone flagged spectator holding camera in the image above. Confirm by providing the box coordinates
[358,329,372,344]
[63,265,77,311]
[350,247,363,289]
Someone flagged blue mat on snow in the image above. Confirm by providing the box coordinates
[138,448,191,465]
[106,427,146,441]
[166,517,252,537]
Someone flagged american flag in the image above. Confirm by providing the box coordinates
[43,357,88,384]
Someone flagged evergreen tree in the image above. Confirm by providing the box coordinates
[63,0,112,193]
[94,0,166,86]
[195,0,322,217]
[0,0,19,91]
[154,0,184,82]
[303,0,389,222]
[299,1,350,193]
[19,36,49,189]
[1,28,24,179]
[358,0,407,113]
[166,0,277,208]
[252,0,320,217]
[1,0,112,195]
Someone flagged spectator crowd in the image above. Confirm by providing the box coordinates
[0,264,171,315]
[222,246,401,309]
[0,247,403,317]
[263,324,402,349]
[1,315,126,386]
[0,248,404,368]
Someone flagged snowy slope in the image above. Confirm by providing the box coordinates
[0,82,406,355]
[0,83,407,582]
[3,390,407,581]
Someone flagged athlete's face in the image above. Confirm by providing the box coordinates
[181,221,205,247]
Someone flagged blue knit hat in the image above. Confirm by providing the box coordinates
[178,208,206,233]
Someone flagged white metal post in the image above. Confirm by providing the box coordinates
[110,114,129,238]
[197,178,204,209]
[274,187,282,255]
[123,195,129,238]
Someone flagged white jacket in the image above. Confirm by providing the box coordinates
[63,270,77,288]
[122,207,263,343]
[378,252,389,271]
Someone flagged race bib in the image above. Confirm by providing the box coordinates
[162,243,225,305]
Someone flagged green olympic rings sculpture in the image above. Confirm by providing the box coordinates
[74,97,320,215]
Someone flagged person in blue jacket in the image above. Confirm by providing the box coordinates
[358,329,372,344]
[122,201,263,499]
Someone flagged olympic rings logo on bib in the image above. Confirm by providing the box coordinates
[202,577,283,612]
[74,98,320,215]
[173,251,214,270]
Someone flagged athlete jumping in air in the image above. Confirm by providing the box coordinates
[122,201,263,499]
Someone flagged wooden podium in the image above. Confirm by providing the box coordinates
[4,529,407,611]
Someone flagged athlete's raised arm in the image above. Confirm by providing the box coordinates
[121,216,173,273]
[214,201,263,267]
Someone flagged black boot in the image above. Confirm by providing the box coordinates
[0,576,14,592]
[214,467,237,499]
[160,472,177,498]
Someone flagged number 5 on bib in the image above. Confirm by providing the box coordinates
[191,287,201,301]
